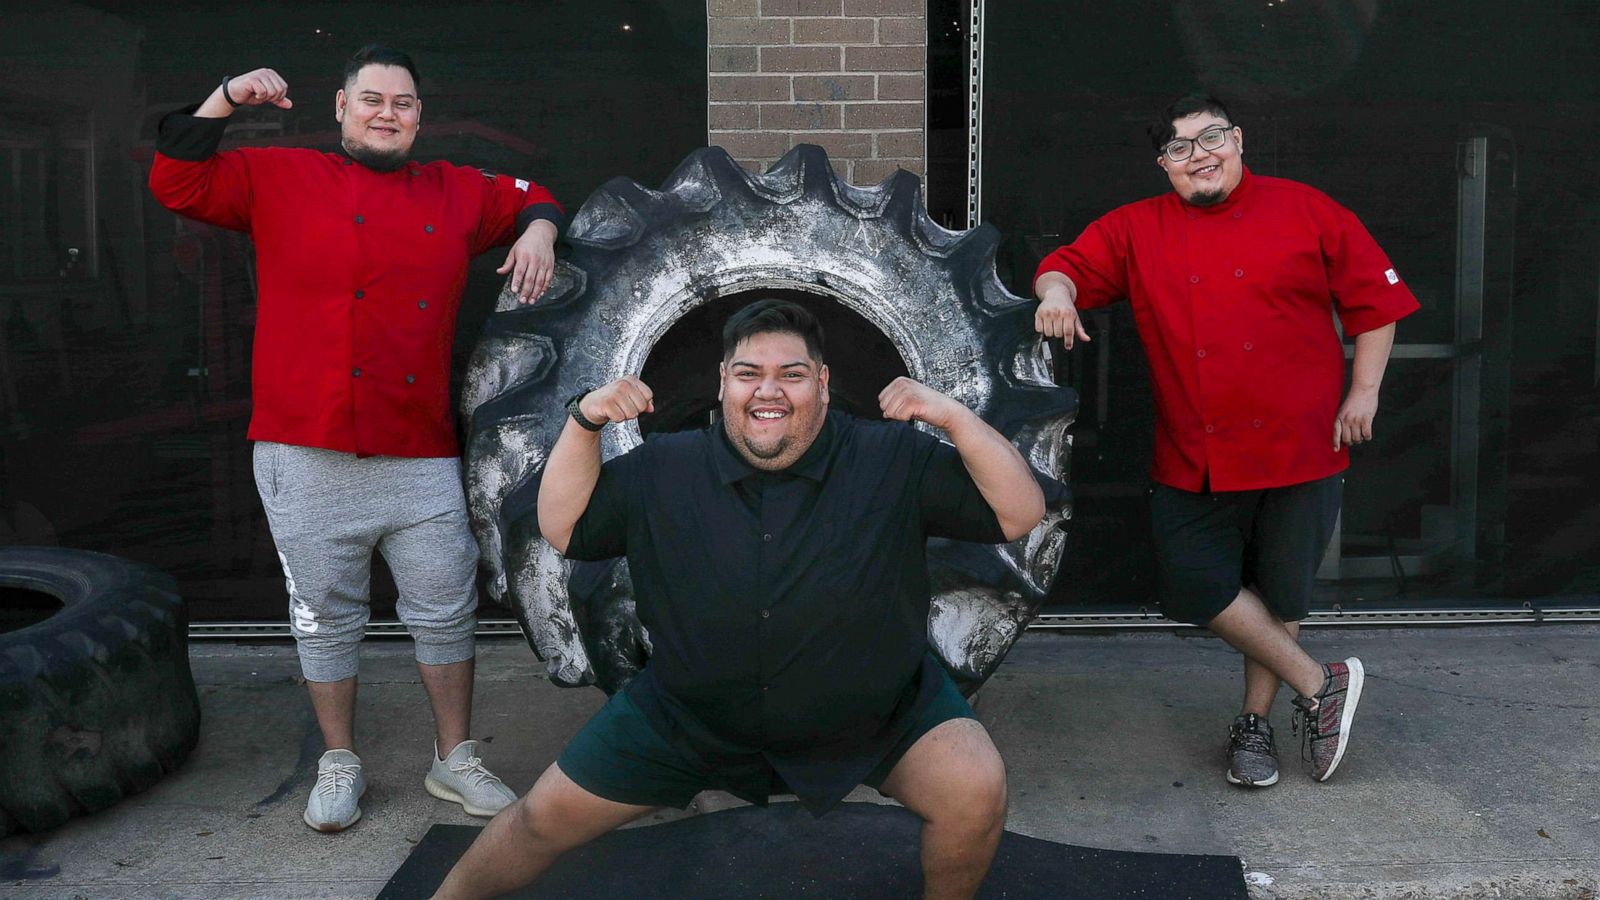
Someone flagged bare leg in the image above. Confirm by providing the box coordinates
[419,658,473,753]
[1207,587,1323,699]
[1241,618,1301,716]
[432,762,655,899]
[879,719,1008,900]
[306,677,357,751]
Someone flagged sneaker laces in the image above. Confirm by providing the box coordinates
[315,762,361,798]
[1291,695,1321,763]
[447,754,504,789]
[1230,718,1275,756]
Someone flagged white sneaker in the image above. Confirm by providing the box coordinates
[425,740,517,817]
[304,749,366,832]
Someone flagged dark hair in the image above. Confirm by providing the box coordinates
[1147,92,1233,152]
[344,44,421,91]
[721,299,825,364]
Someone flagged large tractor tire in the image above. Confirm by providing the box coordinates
[462,145,1075,695]
[0,547,200,836]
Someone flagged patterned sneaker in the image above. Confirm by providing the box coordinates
[1292,657,1366,782]
[1225,714,1279,787]
[425,740,518,817]
[304,749,366,832]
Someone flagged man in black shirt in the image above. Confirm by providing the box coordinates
[436,300,1051,900]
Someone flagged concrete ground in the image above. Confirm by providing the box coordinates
[2,625,1597,899]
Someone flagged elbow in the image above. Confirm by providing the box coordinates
[999,491,1047,542]
[537,512,572,556]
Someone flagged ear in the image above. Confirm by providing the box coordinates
[1233,126,1243,155]
[717,362,726,402]
[335,89,346,123]
[818,364,830,404]
[1156,155,1169,171]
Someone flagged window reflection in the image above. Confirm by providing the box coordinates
[974,0,1599,609]
[0,1,706,619]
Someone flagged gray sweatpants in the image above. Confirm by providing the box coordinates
[253,441,479,682]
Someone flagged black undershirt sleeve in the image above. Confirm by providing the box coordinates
[156,104,230,161]
[516,203,568,239]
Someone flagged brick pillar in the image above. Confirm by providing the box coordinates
[708,0,926,186]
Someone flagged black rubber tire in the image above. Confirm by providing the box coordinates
[0,546,200,836]
[463,145,1075,695]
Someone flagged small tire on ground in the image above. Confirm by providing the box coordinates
[0,546,200,836]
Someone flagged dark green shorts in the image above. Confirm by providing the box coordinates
[556,669,976,810]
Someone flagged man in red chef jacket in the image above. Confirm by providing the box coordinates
[150,45,564,832]
[1034,92,1417,788]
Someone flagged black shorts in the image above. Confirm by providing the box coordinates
[1149,474,1342,626]
[556,669,976,810]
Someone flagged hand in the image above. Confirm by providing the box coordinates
[1334,386,1378,450]
[1035,287,1091,349]
[879,376,966,430]
[579,376,654,425]
[225,68,293,109]
[498,220,557,304]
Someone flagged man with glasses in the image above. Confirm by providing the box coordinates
[1032,93,1417,788]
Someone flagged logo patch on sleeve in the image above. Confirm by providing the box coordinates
[515,178,529,192]
[1385,268,1399,285]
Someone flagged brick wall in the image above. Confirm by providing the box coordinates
[707,0,925,186]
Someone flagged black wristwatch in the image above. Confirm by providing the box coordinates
[566,392,606,432]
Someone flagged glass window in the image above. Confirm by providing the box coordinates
[0,2,706,620]
[965,1,1600,612]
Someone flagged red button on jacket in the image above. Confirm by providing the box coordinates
[152,140,561,458]
[1036,169,1419,492]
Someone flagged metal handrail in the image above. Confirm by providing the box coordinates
[187,604,1600,640]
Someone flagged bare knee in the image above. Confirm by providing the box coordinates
[927,750,1007,837]
[507,775,588,851]
[963,754,1008,833]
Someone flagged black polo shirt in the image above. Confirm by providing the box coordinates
[564,410,1011,813]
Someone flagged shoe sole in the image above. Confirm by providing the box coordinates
[1225,769,1279,787]
[303,781,366,833]
[303,806,361,833]
[1316,657,1365,782]
[425,775,509,817]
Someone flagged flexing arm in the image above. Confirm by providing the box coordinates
[194,68,293,119]
[1334,321,1397,450]
[149,68,292,225]
[879,377,1045,540]
[537,376,654,555]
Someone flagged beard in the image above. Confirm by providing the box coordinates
[1187,188,1227,207]
[342,139,410,172]
[740,433,788,460]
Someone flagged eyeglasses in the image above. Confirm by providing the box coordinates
[1162,124,1232,163]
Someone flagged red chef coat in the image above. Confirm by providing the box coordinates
[1035,168,1419,492]
[150,109,563,458]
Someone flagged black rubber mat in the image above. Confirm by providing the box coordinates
[378,802,1246,899]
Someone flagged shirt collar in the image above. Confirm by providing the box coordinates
[710,411,836,485]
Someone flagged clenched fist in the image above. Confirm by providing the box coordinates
[223,68,293,109]
[579,376,655,426]
[879,376,966,430]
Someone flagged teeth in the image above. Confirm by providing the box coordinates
[753,411,784,420]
